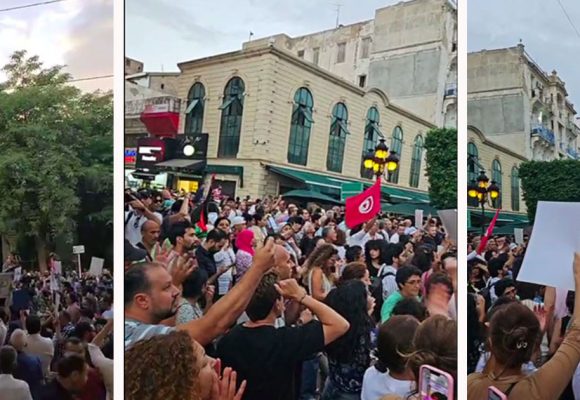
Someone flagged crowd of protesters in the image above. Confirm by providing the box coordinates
[0,254,114,400]
[124,184,458,400]
[466,230,580,399]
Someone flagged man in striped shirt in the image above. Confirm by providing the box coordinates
[124,237,276,349]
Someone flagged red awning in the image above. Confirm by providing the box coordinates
[140,111,179,137]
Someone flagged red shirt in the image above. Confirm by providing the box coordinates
[77,367,106,400]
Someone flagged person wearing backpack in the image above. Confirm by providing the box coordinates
[369,243,406,323]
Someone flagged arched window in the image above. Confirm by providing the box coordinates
[491,159,502,209]
[326,102,349,173]
[388,126,403,183]
[409,135,423,188]
[184,82,205,135]
[511,166,520,212]
[218,77,245,157]
[287,88,314,165]
[467,142,479,207]
[361,107,381,178]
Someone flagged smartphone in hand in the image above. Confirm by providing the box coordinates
[419,365,454,400]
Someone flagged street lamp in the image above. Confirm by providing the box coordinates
[467,170,500,235]
[363,139,400,181]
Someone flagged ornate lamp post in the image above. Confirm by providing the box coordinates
[467,170,500,235]
[363,139,400,181]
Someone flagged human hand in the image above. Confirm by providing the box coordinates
[252,237,275,273]
[534,303,547,333]
[475,294,486,321]
[169,255,196,286]
[275,279,307,302]
[210,367,246,400]
[574,253,580,281]
[129,200,146,211]
[367,295,376,316]
[298,308,313,325]
[205,285,216,304]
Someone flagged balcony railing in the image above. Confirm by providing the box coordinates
[531,123,555,145]
[444,83,457,98]
[125,96,181,117]
[560,142,579,159]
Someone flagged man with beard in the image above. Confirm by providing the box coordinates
[167,221,200,259]
[137,220,161,258]
[195,229,228,277]
[124,238,276,348]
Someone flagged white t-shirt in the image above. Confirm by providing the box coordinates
[214,248,235,295]
[125,209,163,246]
[361,366,414,400]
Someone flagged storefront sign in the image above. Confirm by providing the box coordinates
[125,148,137,165]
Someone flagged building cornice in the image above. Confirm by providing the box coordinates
[468,125,528,162]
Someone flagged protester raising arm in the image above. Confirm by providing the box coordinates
[130,199,162,225]
[177,238,276,345]
[275,278,350,345]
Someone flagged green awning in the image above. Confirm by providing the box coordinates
[281,189,343,205]
[468,208,529,224]
[267,164,430,204]
[382,202,437,216]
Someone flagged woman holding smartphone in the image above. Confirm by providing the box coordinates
[467,253,580,399]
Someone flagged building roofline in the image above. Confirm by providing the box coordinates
[125,72,181,80]
[178,44,434,128]
[468,125,528,162]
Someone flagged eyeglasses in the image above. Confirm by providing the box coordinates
[154,198,163,203]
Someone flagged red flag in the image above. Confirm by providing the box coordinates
[345,177,382,228]
[477,208,501,254]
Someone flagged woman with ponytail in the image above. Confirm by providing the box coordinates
[468,253,580,399]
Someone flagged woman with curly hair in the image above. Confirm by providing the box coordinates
[125,330,245,400]
[301,243,338,301]
[321,280,375,400]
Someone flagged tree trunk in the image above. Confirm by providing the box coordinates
[35,236,48,273]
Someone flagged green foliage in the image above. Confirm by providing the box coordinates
[423,128,457,210]
[0,50,112,269]
[519,159,580,222]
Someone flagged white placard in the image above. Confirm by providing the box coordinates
[13,267,22,283]
[54,261,62,275]
[514,228,524,245]
[518,202,580,291]
[415,209,424,229]
[438,209,458,244]
[72,245,85,254]
[89,257,104,277]
[50,274,59,292]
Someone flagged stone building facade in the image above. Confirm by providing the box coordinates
[175,43,435,200]
[468,44,579,162]
[243,0,457,127]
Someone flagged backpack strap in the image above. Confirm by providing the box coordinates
[504,381,519,397]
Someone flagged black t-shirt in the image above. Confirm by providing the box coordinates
[196,246,217,276]
[216,321,325,400]
[39,379,74,400]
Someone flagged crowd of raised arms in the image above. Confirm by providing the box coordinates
[0,256,114,400]
[124,185,457,400]
[467,231,580,400]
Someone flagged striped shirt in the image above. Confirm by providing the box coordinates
[124,318,174,349]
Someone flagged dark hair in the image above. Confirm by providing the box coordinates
[124,263,160,306]
[489,302,541,368]
[252,213,264,224]
[206,229,227,243]
[170,199,183,213]
[488,256,506,278]
[213,217,231,230]
[345,245,363,263]
[392,298,428,321]
[339,262,368,284]
[56,354,87,378]
[182,269,209,299]
[426,272,454,297]
[412,245,434,273]
[395,266,422,290]
[26,315,42,335]
[494,278,515,298]
[65,336,83,348]
[384,243,405,265]
[73,322,95,341]
[288,216,304,226]
[376,315,419,373]
[246,273,280,322]
[167,221,194,246]
[324,280,373,363]
[0,346,17,374]
[365,239,387,268]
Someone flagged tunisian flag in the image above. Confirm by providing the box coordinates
[476,208,501,254]
[345,178,382,228]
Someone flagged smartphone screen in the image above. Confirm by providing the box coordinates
[420,367,451,400]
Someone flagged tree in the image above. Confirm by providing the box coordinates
[519,159,580,223]
[0,50,112,272]
[423,127,457,210]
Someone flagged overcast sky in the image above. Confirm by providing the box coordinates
[469,0,580,112]
[0,0,113,92]
[126,0,406,71]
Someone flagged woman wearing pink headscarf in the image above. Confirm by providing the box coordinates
[235,229,255,282]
